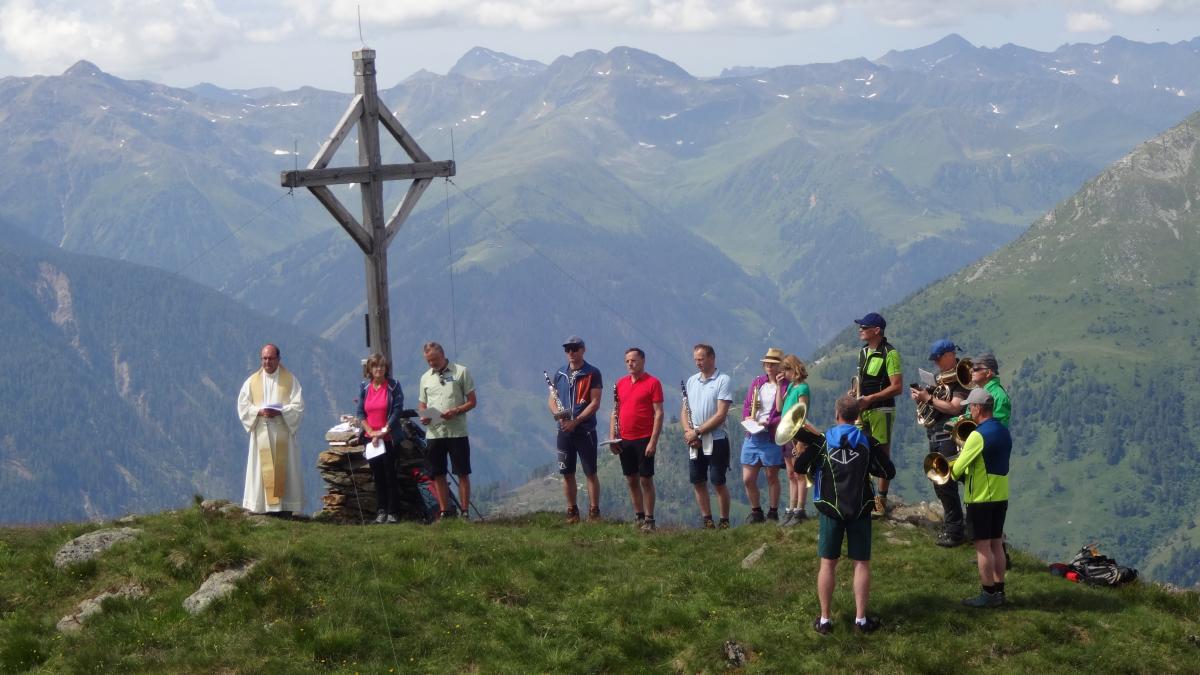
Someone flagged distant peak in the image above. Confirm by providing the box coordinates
[449,47,546,80]
[63,60,103,77]
[934,33,975,51]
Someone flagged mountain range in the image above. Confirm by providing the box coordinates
[2,35,1200,584]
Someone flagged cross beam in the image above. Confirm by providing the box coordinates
[281,48,455,363]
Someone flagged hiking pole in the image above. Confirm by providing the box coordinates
[448,473,487,520]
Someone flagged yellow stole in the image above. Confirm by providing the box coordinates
[248,366,294,506]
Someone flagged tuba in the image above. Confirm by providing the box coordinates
[914,358,977,427]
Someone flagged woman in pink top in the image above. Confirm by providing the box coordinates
[356,353,405,523]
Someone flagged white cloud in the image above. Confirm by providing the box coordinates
[0,0,240,73]
[1066,11,1113,31]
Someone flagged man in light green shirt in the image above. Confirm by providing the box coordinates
[419,342,477,519]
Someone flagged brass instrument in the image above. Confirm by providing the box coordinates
[913,359,977,428]
[849,375,861,399]
[544,371,569,421]
[948,415,977,446]
[923,452,954,485]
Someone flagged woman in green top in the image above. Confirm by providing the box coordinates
[777,354,812,526]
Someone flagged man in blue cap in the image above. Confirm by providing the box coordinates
[853,312,902,516]
[910,338,971,546]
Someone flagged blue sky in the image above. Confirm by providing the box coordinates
[1,1,1199,90]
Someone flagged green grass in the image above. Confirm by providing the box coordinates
[2,506,1197,673]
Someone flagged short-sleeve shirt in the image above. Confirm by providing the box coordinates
[860,345,902,411]
[685,370,734,441]
[615,373,664,441]
[553,362,602,431]
[781,381,811,413]
[419,362,474,439]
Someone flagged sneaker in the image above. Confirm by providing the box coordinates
[565,506,580,524]
[374,512,388,524]
[793,509,809,523]
[780,510,795,527]
[994,591,1007,606]
[587,507,602,523]
[766,508,779,522]
[702,516,716,530]
[812,618,833,635]
[386,515,399,524]
[936,532,964,548]
[634,514,646,529]
[854,617,882,634]
[718,518,731,530]
[437,510,453,522]
[641,518,656,532]
[961,591,1003,608]
[460,511,470,521]
[748,508,766,524]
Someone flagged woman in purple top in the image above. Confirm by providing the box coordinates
[740,347,789,523]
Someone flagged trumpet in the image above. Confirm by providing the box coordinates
[945,414,977,446]
[923,452,955,485]
[544,371,569,421]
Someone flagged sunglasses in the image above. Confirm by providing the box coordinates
[564,345,583,353]
[971,366,989,372]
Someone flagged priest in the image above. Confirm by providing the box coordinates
[237,343,305,515]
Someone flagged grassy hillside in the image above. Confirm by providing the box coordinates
[1,506,1196,673]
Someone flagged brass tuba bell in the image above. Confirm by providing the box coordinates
[923,452,953,485]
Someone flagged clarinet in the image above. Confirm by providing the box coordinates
[603,382,624,454]
[681,380,701,450]
[544,371,569,421]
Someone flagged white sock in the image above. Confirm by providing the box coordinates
[855,617,867,625]
[819,617,831,625]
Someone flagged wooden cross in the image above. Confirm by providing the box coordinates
[281,48,455,364]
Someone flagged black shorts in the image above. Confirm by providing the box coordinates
[557,428,598,476]
[966,500,1008,540]
[617,437,656,477]
[426,436,471,477]
[688,437,731,486]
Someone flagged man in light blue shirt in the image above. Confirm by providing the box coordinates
[682,344,734,529]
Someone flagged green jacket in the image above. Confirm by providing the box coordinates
[984,378,1011,427]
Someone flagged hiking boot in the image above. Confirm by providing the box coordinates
[587,507,602,523]
[386,515,399,524]
[812,618,833,635]
[748,508,766,524]
[854,617,882,634]
[702,516,716,529]
[634,513,646,529]
[961,591,1003,608]
[780,509,795,527]
[766,508,779,522]
[460,511,470,521]
[718,518,731,530]
[793,509,809,523]
[565,506,580,524]
[437,510,453,522]
[374,512,388,524]
[936,532,964,548]
[641,518,656,533]
[994,591,1007,606]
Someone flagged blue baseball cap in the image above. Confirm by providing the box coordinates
[928,339,959,361]
[854,312,886,330]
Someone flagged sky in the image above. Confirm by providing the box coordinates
[1,0,1199,91]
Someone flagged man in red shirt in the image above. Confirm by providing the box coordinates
[611,347,664,532]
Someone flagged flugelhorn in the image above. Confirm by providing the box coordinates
[544,371,569,421]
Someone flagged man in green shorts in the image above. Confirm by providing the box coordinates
[854,312,902,515]
[794,395,896,634]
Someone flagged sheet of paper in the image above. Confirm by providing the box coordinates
[741,419,765,434]
[364,438,386,460]
[702,433,714,456]
[421,407,444,425]
[918,368,936,387]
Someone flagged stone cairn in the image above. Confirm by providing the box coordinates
[315,416,433,523]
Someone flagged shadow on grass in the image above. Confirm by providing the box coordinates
[873,585,1127,627]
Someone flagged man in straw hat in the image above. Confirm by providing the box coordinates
[853,312,903,516]
[952,387,1013,607]
[739,347,789,523]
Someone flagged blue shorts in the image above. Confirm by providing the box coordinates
[741,433,783,467]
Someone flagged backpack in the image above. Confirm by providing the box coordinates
[1068,545,1138,586]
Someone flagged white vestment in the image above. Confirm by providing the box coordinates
[237,367,305,512]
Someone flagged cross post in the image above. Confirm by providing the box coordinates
[281,48,455,364]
